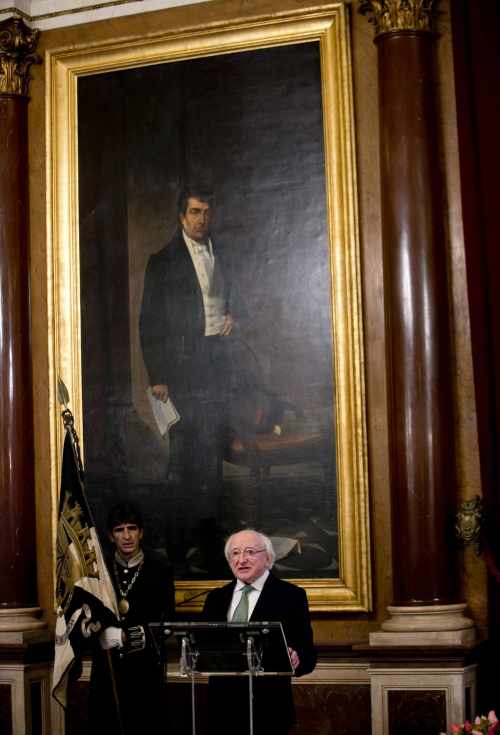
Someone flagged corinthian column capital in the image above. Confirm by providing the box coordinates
[359,0,436,38]
[0,17,40,97]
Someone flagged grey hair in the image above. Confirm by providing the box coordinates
[224,529,276,567]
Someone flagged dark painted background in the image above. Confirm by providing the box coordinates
[78,42,338,580]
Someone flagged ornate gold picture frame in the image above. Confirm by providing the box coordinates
[47,2,371,612]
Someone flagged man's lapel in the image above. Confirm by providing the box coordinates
[209,253,225,297]
[171,229,204,301]
[249,573,275,621]
[221,580,237,615]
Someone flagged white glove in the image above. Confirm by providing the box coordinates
[99,626,124,650]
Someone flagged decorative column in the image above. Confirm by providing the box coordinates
[0,18,46,641]
[359,0,474,644]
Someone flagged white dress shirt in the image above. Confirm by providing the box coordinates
[227,569,270,621]
[183,230,225,336]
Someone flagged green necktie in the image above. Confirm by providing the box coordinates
[231,584,254,622]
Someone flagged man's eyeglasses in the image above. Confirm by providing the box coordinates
[229,547,266,560]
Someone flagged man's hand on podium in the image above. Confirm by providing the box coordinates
[288,648,299,671]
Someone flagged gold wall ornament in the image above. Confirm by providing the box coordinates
[455,495,484,556]
[0,17,40,97]
[358,0,436,37]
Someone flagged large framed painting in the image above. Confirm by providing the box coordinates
[47,2,371,611]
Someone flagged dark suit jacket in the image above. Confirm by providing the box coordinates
[139,229,230,390]
[203,572,316,734]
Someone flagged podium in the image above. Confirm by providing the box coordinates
[151,621,294,735]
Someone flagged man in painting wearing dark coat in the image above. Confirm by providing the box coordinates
[139,185,235,563]
[203,528,316,735]
[88,502,175,733]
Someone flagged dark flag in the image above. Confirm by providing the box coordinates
[52,427,119,708]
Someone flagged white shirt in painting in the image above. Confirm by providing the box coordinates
[183,230,225,336]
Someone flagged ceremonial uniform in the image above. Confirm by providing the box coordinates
[89,549,175,733]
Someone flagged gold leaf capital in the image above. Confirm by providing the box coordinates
[359,0,436,38]
[0,17,40,97]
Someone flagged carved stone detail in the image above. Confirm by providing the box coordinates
[0,17,40,97]
[455,495,484,555]
[359,0,436,37]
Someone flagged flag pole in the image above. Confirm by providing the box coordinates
[57,377,84,477]
[57,378,125,735]
[106,650,126,735]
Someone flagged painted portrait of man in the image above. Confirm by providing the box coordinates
[78,41,338,580]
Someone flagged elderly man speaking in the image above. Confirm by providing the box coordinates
[203,528,316,735]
